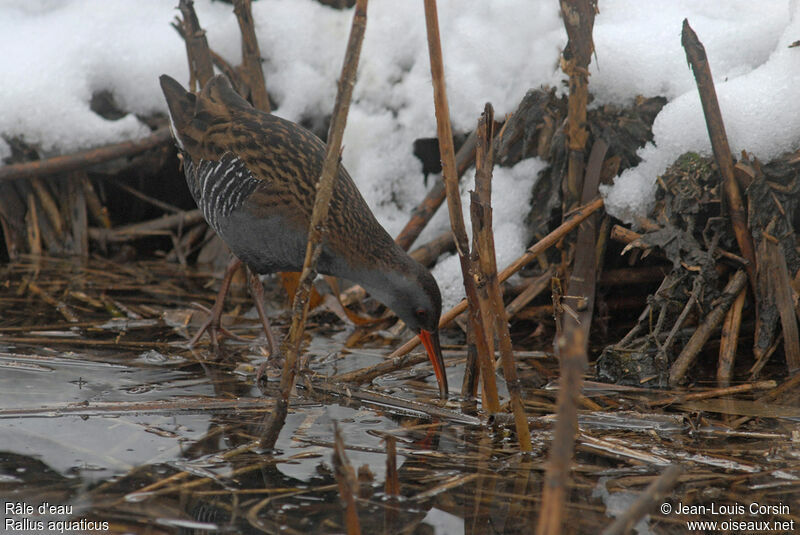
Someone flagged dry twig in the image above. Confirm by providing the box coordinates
[0,129,171,183]
[669,270,748,385]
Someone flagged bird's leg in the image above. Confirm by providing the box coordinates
[189,257,246,348]
[248,269,285,384]
[246,268,283,361]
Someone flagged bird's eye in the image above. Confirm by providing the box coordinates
[415,308,428,320]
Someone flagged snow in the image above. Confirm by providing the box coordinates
[598,0,800,222]
[432,158,546,309]
[1,0,798,308]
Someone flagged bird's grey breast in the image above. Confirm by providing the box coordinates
[182,152,260,234]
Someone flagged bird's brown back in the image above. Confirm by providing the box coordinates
[170,75,406,276]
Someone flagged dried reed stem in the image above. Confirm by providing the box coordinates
[682,20,757,291]
[536,325,586,535]
[669,269,748,385]
[470,103,531,450]
[261,0,368,447]
[423,0,499,410]
[233,0,271,112]
[395,131,477,251]
[601,465,683,535]
[333,422,362,535]
[559,0,596,215]
[717,280,746,386]
[384,434,399,497]
[0,129,171,183]
[368,197,603,364]
[176,0,215,90]
[648,380,776,407]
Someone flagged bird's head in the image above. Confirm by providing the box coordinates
[379,264,448,398]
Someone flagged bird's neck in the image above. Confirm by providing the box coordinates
[347,248,416,315]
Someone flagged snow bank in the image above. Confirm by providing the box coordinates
[1,0,797,306]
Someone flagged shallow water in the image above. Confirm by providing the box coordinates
[0,342,538,534]
[1,258,798,534]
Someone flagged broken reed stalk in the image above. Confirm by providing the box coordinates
[408,231,455,267]
[537,44,603,515]
[30,178,63,237]
[88,209,204,243]
[25,193,41,255]
[0,128,171,183]
[681,20,757,292]
[329,196,603,384]
[669,269,748,385]
[498,197,602,292]
[600,465,683,535]
[171,22,240,89]
[537,137,608,517]
[0,336,177,350]
[177,0,215,90]
[764,230,800,372]
[562,138,606,343]
[647,380,776,407]
[25,181,58,254]
[261,0,368,448]
[395,130,477,251]
[469,115,495,399]
[68,173,89,257]
[311,381,482,426]
[505,268,554,319]
[717,281,746,386]
[0,185,23,257]
[758,372,800,403]
[333,422,362,535]
[383,434,399,532]
[384,434,399,497]
[423,0,499,411]
[470,103,531,451]
[28,281,79,323]
[233,0,271,112]
[83,175,111,229]
[536,325,586,535]
[749,328,781,379]
[657,277,701,365]
[559,0,596,216]
[329,348,431,385]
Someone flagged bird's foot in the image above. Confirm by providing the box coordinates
[252,351,323,386]
[255,351,284,383]
[187,302,250,351]
[187,258,246,351]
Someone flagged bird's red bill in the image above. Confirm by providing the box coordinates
[419,329,448,398]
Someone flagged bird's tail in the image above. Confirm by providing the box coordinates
[159,74,196,150]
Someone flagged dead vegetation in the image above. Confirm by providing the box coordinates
[1,1,799,534]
